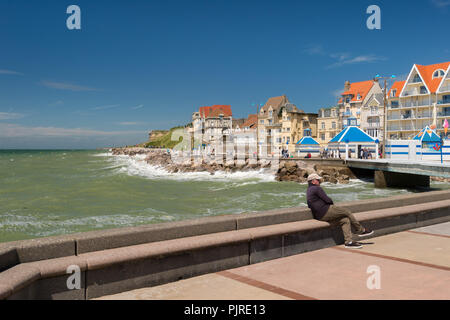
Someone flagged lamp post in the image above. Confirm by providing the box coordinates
[375,74,396,159]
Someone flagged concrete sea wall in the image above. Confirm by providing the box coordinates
[0,189,449,300]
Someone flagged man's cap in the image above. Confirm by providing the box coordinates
[307,173,322,181]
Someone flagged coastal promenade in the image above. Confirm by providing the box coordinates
[97,221,450,300]
[1,189,449,300]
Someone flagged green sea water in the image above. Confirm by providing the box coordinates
[1,149,449,243]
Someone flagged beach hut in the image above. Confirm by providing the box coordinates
[328,126,377,159]
[295,136,320,158]
[412,126,443,161]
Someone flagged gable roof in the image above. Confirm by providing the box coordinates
[388,80,406,98]
[279,103,305,114]
[340,80,375,103]
[412,126,441,142]
[415,62,450,93]
[242,114,258,128]
[329,126,376,143]
[199,105,232,118]
[261,95,289,113]
[296,136,320,145]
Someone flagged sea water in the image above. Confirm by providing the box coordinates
[1,149,449,243]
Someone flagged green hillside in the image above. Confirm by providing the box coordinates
[144,126,185,149]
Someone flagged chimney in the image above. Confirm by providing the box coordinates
[344,80,351,91]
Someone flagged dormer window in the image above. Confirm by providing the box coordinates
[391,89,397,97]
[357,94,361,100]
[433,69,445,79]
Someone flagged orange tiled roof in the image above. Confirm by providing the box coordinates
[341,80,375,102]
[242,114,257,128]
[388,80,406,98]
[199,105,232,118]
[415,62,450,93]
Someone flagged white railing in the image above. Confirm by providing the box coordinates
[439,84,450,93]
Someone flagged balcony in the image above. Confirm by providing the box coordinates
[387,115,400,120]
[438,111,450,117]
[437,100,450,106]
[416,113,432,119]
[439,84,450,93]
[367,122,381,128]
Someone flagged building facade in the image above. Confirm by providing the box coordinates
[338,79,383,130]
[191,105,233,148]
[258,95,317,154]
[317,106,340,146]
[386,62,450,140]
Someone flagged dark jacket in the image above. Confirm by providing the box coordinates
[306,183,334,220]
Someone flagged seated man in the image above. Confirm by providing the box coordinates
[306,173,373,248]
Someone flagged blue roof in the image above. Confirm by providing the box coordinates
[296,136,320,145]
[412,126,441,142]
[329,126,376,143]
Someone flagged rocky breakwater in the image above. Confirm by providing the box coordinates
[112,147,357,184]
[276,160,356,184]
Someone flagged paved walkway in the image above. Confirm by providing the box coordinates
[96,222,450,300]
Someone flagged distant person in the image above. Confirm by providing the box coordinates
[304,153,311,158]
[306,173,374,249]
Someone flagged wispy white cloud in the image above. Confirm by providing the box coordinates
[326,54,387,69]
[0,69,23,75]
[431,0,450,7]
[303,44,326,56]
[41,80,99,92]
[0,112,25,120]
[91,104,120,111]
[0,123,144,138]
[303,45,387,69]
[131,104,144,110]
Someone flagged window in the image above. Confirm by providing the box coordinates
[286,127,290,132]
[412,74,422,83]
[286,137,290,144]
[391,89,397,97]
[391,100,399,108]
[268,119,272,125]
[433,69,445,78]
[332,121,336,129]
[420,86,427,94]
[321,122,325,129]
[269,111,273,117]
[357,94,361,100]
[260,120,264,124]
[321,133,325,141]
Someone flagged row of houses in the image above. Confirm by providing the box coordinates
[188,61,450,154]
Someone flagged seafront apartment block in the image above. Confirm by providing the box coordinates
[317,79,383,145]
[387,62,450,140]
[258,95,318,153]
[317,106,340,146]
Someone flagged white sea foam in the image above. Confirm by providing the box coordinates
[109,154,276,182]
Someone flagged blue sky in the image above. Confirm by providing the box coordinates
[0,0,449,148]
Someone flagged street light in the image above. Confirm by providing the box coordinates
[374,74,396,159]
